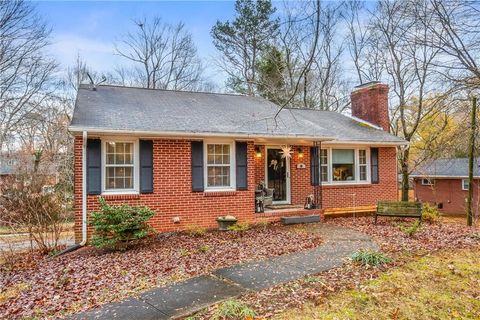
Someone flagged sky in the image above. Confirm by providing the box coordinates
[35,1,239,88]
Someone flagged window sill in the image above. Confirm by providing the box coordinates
[101,193,140,200]
[203,190,237,197]
[322,183,372,189]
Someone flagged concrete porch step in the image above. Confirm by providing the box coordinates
[280,215,321,225]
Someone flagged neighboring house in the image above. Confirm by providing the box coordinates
[411,158,479,215]
[69,81,405,243]
[0,157,16,184]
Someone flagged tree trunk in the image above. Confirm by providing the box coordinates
[400,148,410,202]
[467,96,477,226]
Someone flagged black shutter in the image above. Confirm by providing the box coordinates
[310,146,319,186]
[87,139,101,195]
[371,148,379,184]
[140,140,154,193]
[236,142,248,190]
[191,141,204,192]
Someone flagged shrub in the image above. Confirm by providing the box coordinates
[213,299,256,320]
[198,244,210,253]
[186,225,207,237]
[0,173,71,254]
[89,198,154,250]
[228,222,250,233]
[351,249,392,267]
[422,203,440,223]
[398,220,421,237]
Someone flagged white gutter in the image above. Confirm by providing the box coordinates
[81,130,88,246]
[68,126,335,142]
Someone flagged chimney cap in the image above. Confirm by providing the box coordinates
[353,81,384,90]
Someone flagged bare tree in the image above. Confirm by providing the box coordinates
[417,0,480,88]
[115,17,205,91]
[364,0,450,201]
[0,0,56,150]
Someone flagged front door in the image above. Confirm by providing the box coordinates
[266,147,291,204]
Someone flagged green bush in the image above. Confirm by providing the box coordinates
[351,249,392,267]
[213,299,256,320]
[422,203,440,223]
[227,222,250,232]
[398,220,421,237]
[186,225,207,237]
[90,198,154,250]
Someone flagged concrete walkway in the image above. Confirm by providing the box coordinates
[71,224,377,320]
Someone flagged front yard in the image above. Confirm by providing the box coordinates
[0,223,322,319]
[190,216,480,319]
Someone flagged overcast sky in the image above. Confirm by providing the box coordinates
[36,1,240,88]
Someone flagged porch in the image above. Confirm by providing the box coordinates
[252,144,322,215]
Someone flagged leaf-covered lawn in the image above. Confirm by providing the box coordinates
[0,224,322,319]
[279,248,480,320]
[192,217,480,319]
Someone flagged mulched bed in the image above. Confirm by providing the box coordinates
[192,217,480,319]
[0,224,322,320]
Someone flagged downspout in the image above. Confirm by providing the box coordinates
[81,130,88,245]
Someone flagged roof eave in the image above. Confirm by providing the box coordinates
[68,126,336,142]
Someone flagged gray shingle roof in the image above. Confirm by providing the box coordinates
[69,85,405,144]
[411,158,480,178]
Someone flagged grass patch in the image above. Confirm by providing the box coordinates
[351,249,392,267]
[212,299,256,320]
[280,248,480,319]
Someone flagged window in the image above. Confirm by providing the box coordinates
[332,149,355,182]
[320,149,328,182]
[104,141,135,191]
[359,150,367,181]
[206,143,234,189]
[422,178,434,186]
[462,179,469,190]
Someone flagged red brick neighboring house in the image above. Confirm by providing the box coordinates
[69,81,405,243]
[411,158,479,215]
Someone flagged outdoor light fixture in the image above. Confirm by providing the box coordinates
[255,147,262,158]
[297,147,304,158]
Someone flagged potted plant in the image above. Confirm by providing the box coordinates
[216,215,238,231]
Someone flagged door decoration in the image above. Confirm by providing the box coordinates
[279,145,293,159]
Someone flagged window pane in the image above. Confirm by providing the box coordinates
[215,144,222,154]
[360,166,367,181]
[214,155,222,164]
[107,142,115,153]
[207,154,215,164]
[332,149,355,181]
[321,165,328,182]
[332,149,354,164]
[106,154,115,165]
[207,166,230,187]
[207,144,214,153]
[115,153,125,164]
[332,164,355,181]
[320,149,328,165]
[359,150,366,165]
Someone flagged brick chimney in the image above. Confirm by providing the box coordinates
[351,81,390,132]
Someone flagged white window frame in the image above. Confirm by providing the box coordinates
[101,138,140,195]
[462,179,469,191]
[203,140,236,192]
[319,147,371,185]
[422,178,434,186]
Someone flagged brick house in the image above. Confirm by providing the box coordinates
[411,158,479,215]
[69,81,405,243]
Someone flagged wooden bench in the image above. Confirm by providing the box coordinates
[375,201,422,224]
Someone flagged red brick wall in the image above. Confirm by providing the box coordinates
[252,145,397,208]
[75,137,399,242]
[322,147,398,208]
[351,83,390,132]
[74,137,256,242]
[414,178,479,215]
